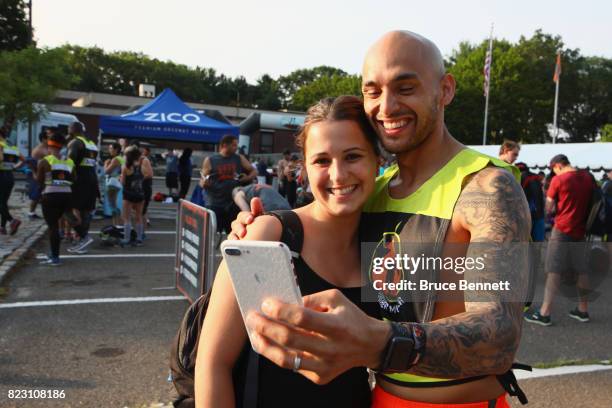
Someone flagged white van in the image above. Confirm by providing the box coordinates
[6,110,81,156]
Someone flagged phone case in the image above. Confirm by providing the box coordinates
[221,240,303,350]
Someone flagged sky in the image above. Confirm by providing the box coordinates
[33,0,612,83]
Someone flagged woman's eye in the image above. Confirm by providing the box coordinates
[399,87,414,94]
[313,158,331,165]
[346,153,363,161]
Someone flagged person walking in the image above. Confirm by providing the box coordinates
[66,122,98,254]
[120,146,145,246]
[178,148,193,199]
[0,128,24,235]
[27,129,50,219]
[37,132,75,266]
[525,154,598,325]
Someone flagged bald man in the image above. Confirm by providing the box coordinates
[235,31,530,407]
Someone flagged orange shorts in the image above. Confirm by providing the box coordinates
[371,386,510,408]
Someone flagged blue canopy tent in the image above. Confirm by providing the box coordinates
[99,88,238,144]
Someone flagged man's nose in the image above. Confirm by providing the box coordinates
[379,91,398,118]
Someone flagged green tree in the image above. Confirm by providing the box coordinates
[253,74,282,110]
[445,30,592,145]
[0,47,75,134]
[291,74,361,111]
[601,124,612,142]
[278,66,348,108]
[0,0,31,51]
[562,57,612,142]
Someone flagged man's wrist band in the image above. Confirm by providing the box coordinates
[374,321,427,373]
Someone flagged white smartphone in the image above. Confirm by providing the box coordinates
[220,240,303,349]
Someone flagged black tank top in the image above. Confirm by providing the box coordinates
[256,211,380,408]
[124,165,144,196]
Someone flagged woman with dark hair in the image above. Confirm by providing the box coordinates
[178,148,193,199]
[120,146,145,246]
[195,96,381,407]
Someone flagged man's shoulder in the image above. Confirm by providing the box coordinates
[460,166,520,196]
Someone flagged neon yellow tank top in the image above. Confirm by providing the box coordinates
[361,148,519,385]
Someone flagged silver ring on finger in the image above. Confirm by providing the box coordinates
[293,354,302,372]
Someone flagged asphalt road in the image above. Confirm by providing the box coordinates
[1,186,611,407]
[0,197,188,408]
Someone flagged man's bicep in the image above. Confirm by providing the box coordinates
[67,140,82,163]
[201,157,211,175]
[458,168,530,301]
[546,177,559,200]
[240,155,256,175]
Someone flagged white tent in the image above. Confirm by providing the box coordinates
[469,143,612,176]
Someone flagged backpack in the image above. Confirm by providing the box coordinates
[169,210,304,408]
[586,185,612,237]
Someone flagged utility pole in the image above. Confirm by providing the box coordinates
[552,52,562,144]
[27,0,34,156]
[482,24,494,145]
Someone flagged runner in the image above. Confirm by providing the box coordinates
[524,154,597,325]
[234,31,531,407]
[66,122,98,253]
[27,129,50,219]
[120,145,145,246]
[0,127,24,235]
[37,131,75,266]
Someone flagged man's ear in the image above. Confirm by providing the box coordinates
[440,73,456,107]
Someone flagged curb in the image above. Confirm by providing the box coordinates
[0,223,48,286]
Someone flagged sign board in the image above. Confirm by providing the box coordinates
[175,200,217,303]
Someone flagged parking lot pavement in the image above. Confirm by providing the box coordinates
[0,203,189,407]
[1,191,611,406]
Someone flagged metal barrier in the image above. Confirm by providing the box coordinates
[174,199,217,303]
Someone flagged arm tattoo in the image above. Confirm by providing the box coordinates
[410,167,531,378]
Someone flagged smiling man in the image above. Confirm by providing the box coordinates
[239,31,531,407]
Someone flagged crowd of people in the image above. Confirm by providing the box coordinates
[2,29,611,408]
[496,140,612,325]
[0,122,157,266]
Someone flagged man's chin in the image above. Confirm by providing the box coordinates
[381,137,419,154]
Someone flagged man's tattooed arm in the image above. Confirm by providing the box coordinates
[409,167,531,378]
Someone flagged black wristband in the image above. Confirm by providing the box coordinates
[374,322,416,373]
[404,323,427,366]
